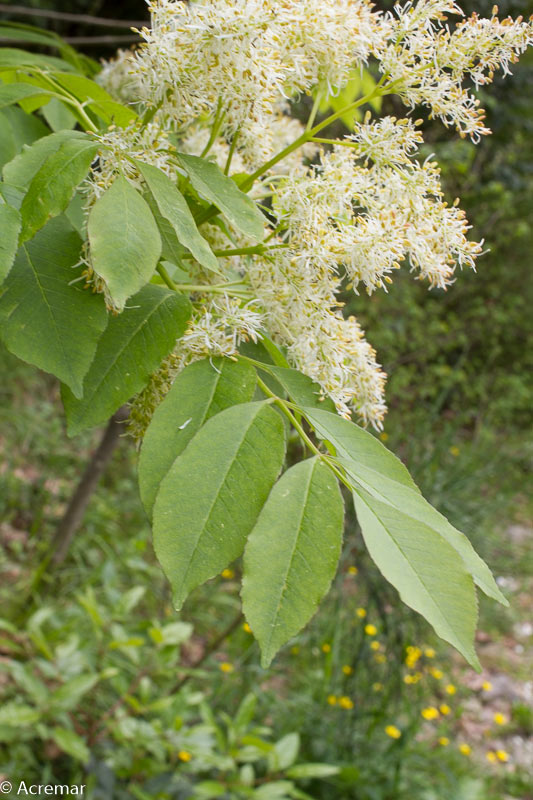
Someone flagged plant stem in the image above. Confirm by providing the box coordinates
[224,128,240,175]
[200,99,225,158]
[156,262,178,291]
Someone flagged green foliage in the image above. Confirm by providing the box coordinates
[242,457,344,667]
[87,176,162,310]
[177,152,266,241]
[62,285,191,434]
[0,216,107,396]
[139,357,257,515]
[153,400,287,609]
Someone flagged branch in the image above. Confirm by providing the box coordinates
[0,5,146,29]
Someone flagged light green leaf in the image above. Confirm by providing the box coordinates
[0,216,108,396]
[51,72,138,127]
[0,110,16,169]
[178,152,265,241]
[303,407,419,491]
[0,105,48,171]
[153,401,286,609]
[2,130,89,194]
[352,488,480,670]
[264,365,336,412]
[50,673,99,710]
[88,176,162,310]
[51,727,90,763]
[253,782,294,800]
[339,457,507,606]
[137,161,221,274]
[287,764,340,779]
[242,458,344,667]
[20,138,98,241]
[0,48,78,73]
[272,733,300,770]
[0,82,50,108]
[139,357,257,515]
[0,202,21,283]
[62,285,191,435]
[41,97,77,132]
[0,702,40,726]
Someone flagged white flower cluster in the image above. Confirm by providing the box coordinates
[94,0,532,429]
[273,117,481,293]
[377,1,533,140]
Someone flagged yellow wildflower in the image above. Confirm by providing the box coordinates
[356,607,367,619]
[486,751,497,764]
[342,665,353,675]
[459,744,471,756]
[380,432,389,442]
[242,622,252,633]
[421,707,440,720]
[385,725,401,739]
[219,662,234,673]
[493,712,507,725]
[291,645,300,655]
[496,750,509,763]
[178,750,192,762]
[370,640,381,651]
[221,568,234,579]
[439,737,450,746]
[449,445,460,457]
[405,646,422,668]
[364,624,377,636]
[372,682,383,692]
[374,653,386,664]
[482,680,493,691]
[327,694,338,706]
[348,566,358,575]
[445,684,456,695]
[424,648,436,658]
[339,695,354,709]
[321,643,332,653]
[404,674,416,684]
[439,704,451,716]
[430,667,443,680]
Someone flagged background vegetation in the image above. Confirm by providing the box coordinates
[1,1,532,798]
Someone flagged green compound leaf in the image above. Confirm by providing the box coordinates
[303,407,505,606]
[62,284,191,435]
[88,176,162,311]
[303,407,419,490]
[0,216,107,396]
[20,138,98,242]
[339,458,507,606]
[0,202,21,284]
[2,130,90,195]
[136,161,221,274]
[242,457,344,667]
[177,152,266,241]
[139,357,257,516]
[352,488,480,671]
[153,401,286,609]
[0,82,50,109]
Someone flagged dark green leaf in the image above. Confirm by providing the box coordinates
[178,152,265,241]
[88,176,162,311]
[353,488,480,670]
[137,161,221,274]
[62,285,191,435]
[0,202,21,283]
[242,458,344,667]
[153,401,286,609]
[20,138,98,241]
[265,366,336,412]
[139,357,257,515]
[0,216,107,396]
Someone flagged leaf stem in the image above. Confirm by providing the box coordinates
[156,262,178,291]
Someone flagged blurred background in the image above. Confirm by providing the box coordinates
[1,1,532,798]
